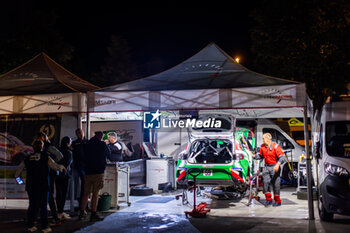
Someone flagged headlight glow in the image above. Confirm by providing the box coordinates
[324,162,350,177]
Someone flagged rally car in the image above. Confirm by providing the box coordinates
[0,133,33,165]
[176,114,255,194]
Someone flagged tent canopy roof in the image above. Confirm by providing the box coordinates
[99,43,300,92]
[0,52,99,96]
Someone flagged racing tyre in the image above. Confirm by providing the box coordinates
[130,186,153,196]
[318,194,333,222]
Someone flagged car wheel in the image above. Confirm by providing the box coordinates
[130,186,153,196]
[282,165,297,186]
[318,194,333,221]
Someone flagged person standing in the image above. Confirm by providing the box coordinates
[15,140,66,233]
[56,136,73,220]
[106,132,133,162]
[34,132,63,225]
[71,128,87,209]
[79,131,111,221]
[257,133,287,207]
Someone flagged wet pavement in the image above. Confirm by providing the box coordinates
[75,212,200,233]
[1,187,350,232]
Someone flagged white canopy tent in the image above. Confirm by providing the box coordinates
[0,53,97,114]
[88,43,307,117]
[87,43,314,219]
[0,53,98,210]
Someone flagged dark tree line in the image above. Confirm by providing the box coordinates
[250,0,350,109]
[0,1,74,73]
[0,1,138,88]
[1,1,349,110]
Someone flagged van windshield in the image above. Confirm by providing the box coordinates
[326,121,350,158]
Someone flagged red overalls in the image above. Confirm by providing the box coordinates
[259,143,285,204]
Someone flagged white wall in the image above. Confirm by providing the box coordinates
[60,114,78,143]
[82,120,143,146]
[157,129,189,159]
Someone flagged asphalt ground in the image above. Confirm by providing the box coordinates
[0,209,116,233]
[1,209,350,233]
[1,187,350,233]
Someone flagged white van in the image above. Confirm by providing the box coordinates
[256,119,305,162]
[247,119,305,182]
[313,100,350,221]
[159,117,305,182]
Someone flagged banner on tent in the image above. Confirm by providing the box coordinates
[0,114,61,165]
[0,114,61,198]
[0,93,86,114]
[89,91,150,112]
[89,84,306,112]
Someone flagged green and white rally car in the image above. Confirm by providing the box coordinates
[176,114,255,194]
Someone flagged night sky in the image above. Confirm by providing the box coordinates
[1,1,261,81]
[56,3,259,78]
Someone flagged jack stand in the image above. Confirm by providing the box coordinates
[184,168,210,218]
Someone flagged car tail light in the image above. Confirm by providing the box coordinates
[177,170,187,181]
[234,153,245,160]
[230,169,245,183]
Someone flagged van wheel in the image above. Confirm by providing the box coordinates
[318,194,333,221]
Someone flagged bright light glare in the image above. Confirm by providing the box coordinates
[235,57,240,63]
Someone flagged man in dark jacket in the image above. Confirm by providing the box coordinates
[56,136,73,220]
[72,128,87,209]
[15,140,66,233]
[79,131,111,221]
[34,132,63,226]
[106,132,133,162]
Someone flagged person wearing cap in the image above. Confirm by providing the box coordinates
[106,132,133,162]
[256,133,287,206]
[33,132,63,226]
[15,140,66,233]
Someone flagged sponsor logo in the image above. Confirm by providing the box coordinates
[48,102,70,110]
[260,88,292,103]
[162,117,221,129]
[95,99,116,105]
[47,96,70,110]
[143,110,222,129]
[143,110,162,129]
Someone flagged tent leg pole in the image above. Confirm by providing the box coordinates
[304,106,314,220]
[78,113,83,129]
[86,112,91,139]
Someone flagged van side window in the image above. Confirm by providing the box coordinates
[263,128,295,150]
[325,121,350,157]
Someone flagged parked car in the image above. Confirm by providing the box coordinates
[176,114,254,194]
[0,133,33,165]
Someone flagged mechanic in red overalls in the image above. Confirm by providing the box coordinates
[257,133,287,207]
